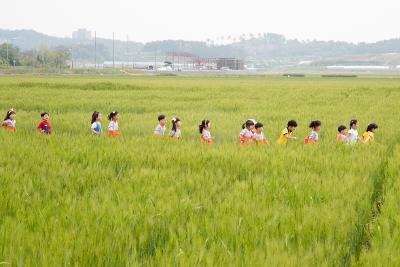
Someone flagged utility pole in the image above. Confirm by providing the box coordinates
[154,51,157,71]
[94,31,97,70]
[71,49,73,69]
[132,51,135,69]
[132,50,135,69]
[126,34,129,70]
[112,32,115,68]
[6,42,9,65]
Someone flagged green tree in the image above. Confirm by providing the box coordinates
[0,43,21,66]
[53,48,71,69]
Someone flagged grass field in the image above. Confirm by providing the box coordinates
[0,75,399,266]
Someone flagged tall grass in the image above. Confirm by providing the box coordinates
[357,144,400,266]
[0,75,399,266]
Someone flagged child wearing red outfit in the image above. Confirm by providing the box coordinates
[37,112,52,135]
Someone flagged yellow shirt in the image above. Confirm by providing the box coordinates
[363,131,374,144]
[277,128,293,144]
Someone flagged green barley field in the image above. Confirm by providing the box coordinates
[0,75,399,266]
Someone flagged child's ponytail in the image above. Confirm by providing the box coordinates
[91,111,100,124]
[199,119,209,134]
[309,120,321,129]
[243,119,255,129]
[108,111,118,121]
[4,108,15,121]
[171,117,180,132]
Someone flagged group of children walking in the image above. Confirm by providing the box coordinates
[1,108,378,145]
[238,118,377,145]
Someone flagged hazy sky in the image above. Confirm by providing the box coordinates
[1,0,399,43]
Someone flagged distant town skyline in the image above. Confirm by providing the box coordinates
[1,0,399,43]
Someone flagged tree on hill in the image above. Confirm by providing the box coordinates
[0,43,20,66]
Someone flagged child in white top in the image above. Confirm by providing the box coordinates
[2,109,16,132]
[170,117,181,139]
[239,120,255,145]
[91,111,102,135]
[199,119,214,144]
[348,119,361,144]
[304,120,321,144]
[253,122,268,144]
[108,111,120,137]
[154,114,166,136]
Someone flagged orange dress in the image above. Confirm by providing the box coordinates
[201,130,213,144]
[108,121,120,137]
[2,120,16,132]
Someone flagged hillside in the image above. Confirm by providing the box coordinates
[1,29,400,65]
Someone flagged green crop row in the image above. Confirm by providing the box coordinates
[0,75,399,266]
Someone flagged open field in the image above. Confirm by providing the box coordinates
[0,75,399,266]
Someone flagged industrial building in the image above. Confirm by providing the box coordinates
[216,58,244,70]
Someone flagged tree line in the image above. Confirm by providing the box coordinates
[0,43,70,68]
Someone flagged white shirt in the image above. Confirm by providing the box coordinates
[309,130,319,141]
[170,129,181,138]
[108,121,119,131]
[154,124,166,136]
[3,119,16,127]
[348,128,358,144]
[202,130,212,140]
[91,122,102,134]
[240,128,253,138]
[253,132,265,141]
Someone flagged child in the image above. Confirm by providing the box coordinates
[248,119,257,134]
[336,125,349,143]
[108,111,120,137]
[363,123,378,144]
[348,119,361,144]
[37,112,52,135]
[154,114,166,136]
[2,109,16,132]
[170,117,181,139]
[199,119,214,144]
[253,122,268,144]
[239,120,255,145]
[277,120,297,144]
[304,120,321,144]
[91,111,102,136]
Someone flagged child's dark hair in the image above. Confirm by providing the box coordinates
[242,119,255,129]
[366,123,378,132]
[4,109,15,121]
[108,111,118,121]
[199,119,210,134]
[309,120,321,129]
[171,117,180,132]
[338,125,347,132]
[350,119,358,127]
[287,120,298,127]
[41,112,49,118]
[158,114,165,121]
[91,111,100,124]
[255,122,263,129]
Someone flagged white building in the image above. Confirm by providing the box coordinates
[72,29,92,41]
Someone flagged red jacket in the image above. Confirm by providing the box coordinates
[37,120,52,135]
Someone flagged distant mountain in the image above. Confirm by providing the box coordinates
[0,29,143,63]
[1,29,400,66]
